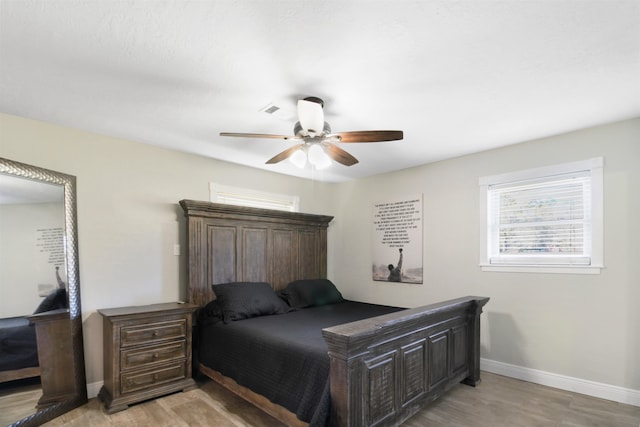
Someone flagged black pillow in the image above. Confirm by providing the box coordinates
[198,299,225,327]
[212,282,291,322]
[33,288,67,314]
[280,279,344,309]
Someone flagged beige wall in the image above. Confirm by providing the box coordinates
[0,113,337,384]
[2,112,638,396]
[331,118,640,391]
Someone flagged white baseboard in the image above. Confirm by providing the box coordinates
[481,358,640,407]
[86,381,103,399]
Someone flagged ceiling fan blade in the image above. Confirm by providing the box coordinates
[325,144,359,166]
[332,130,404,143]
[265,144,305,164]
[220,132,300,140]
[297,99,325,135]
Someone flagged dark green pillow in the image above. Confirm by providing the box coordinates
[280,279,344,309]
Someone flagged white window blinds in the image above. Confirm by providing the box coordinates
[488,171,591,265]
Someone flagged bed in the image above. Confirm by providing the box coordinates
[180,199,489,427]
[0,287,67,384]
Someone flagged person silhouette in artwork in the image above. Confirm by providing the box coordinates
[387,248,403,282]
[55,266,66,289]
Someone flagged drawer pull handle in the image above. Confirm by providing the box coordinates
[153,353,159,358]
[153,374,159,381]
[152,331,159,337]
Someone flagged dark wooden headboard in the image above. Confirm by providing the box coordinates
[179,200,334,307]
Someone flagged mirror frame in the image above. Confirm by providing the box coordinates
[1,157,87,427]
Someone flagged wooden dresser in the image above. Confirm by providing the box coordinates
[98,302,197,413]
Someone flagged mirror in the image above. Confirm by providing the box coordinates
[0,158,87,427]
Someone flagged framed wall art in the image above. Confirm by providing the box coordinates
[372,194,423,284]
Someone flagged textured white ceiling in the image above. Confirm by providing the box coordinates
[1,1,639,182]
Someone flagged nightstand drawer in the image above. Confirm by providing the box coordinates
[121,341,186,371]
[121,362,186,394]
[121,319,186,347]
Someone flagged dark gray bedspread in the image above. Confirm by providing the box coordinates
[0,316,38,372]
[198,301,404,426]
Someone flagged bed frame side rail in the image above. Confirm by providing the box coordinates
[322,296,489,427]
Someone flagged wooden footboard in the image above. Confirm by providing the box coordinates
[322,296,489,427]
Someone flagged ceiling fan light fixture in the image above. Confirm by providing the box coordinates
[289,148,307,168]
[307,144,331,169]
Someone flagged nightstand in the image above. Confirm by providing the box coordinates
[98,302,198,413]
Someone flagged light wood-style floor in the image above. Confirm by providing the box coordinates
[0,377,42,426]
[20,372,640,426]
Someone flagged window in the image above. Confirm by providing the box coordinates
[479,158,603,274]
[210,183,300,212]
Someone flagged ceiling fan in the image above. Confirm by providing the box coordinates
[220,97,403,169]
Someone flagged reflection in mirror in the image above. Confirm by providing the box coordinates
[1,175,66,317]
[0,158,87,427]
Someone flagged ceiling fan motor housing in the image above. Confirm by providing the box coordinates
[303,96,324,108]
[294,121,331,138]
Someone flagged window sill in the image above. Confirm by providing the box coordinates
[480,264,603,275]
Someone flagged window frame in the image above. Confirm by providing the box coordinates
[209,183,300,212]
[478,158,603,274]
